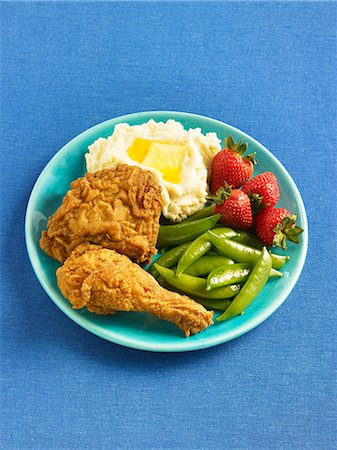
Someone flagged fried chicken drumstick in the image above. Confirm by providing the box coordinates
[57,244,213,337]
[40,165,162,264]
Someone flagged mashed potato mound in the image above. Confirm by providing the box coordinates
[85,119,221,222]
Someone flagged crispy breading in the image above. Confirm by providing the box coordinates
[40,165,162,264]
[56,244,213,337]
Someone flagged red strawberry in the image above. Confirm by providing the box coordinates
[211,135,257,193]
[209,185,253,230]
[242,171,279,210]
[254,207,303,249]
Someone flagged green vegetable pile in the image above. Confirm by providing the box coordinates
[149,211,289,322]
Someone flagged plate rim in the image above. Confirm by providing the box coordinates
[25,110,308,352]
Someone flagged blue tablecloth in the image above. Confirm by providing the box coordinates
[1,2,336,449]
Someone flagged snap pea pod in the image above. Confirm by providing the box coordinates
[206,250,218,256]
[217,247,272,321]
[207,263,251,289]
[157,214,221,248]
[149,242,191,279]
[156,275,172,289]
[231,231,265,249]
[210,227,237,238]
[176,233,211,277]
[207,231,289,269]
[156,276,232,311]
[212,223,224,228]
[176,227,238,277]
[181,204,216,223]
[206,263,282,290]
[208,227,241,255]
[184,255,235,277]
[212,246,226,256]
[154,264,240,299]
[205,227,239,256]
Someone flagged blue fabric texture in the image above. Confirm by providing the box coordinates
[1,2,336,449]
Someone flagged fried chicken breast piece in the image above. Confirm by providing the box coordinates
[56,244,213,337]
[40,165,162,264]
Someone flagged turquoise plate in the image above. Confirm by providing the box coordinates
[25,111,308,352]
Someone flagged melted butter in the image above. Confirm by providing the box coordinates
[127,138,188,184]
[127,138,152,163]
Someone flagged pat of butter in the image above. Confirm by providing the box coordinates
[127,138,152,164]
[127,138,188,184]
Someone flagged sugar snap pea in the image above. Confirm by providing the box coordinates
[157,214,221,248]
[217,247,272,321]
[155,276,232,311]
[149,242,191,278]
[207,231,289,269]
[182,204,216,223]
[154,264,240,299]
[207,263,282,290]
[184,255,235,277]
[176,233,211,277]
[209,227,237,238]
[206,250,218,256]
[207,263,251,289]
[209,227,242,255]
[231,231,265,249]
[175,227,237,276]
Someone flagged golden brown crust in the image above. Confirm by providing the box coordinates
[57,243,213,337]
[40,165,162,264]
